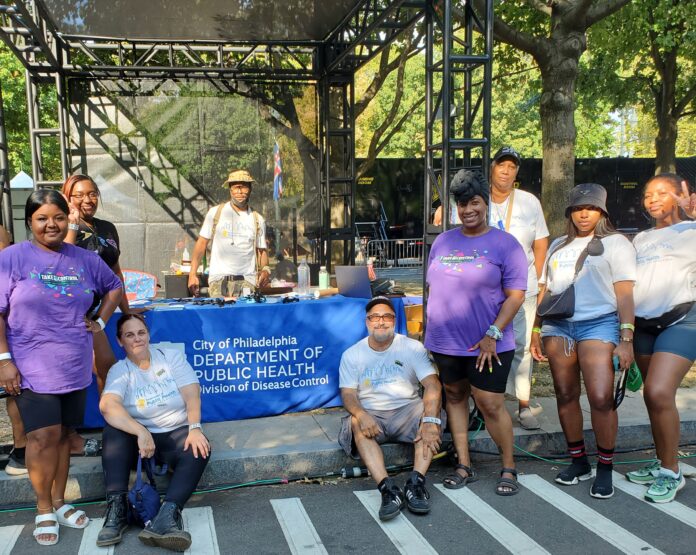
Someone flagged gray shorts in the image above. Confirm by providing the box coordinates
[338,399,444,459]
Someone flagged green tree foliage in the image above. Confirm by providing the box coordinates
[0,44,61,180]
[586,0,696,172]
[473,0,631,236]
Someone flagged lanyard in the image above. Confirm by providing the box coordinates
[495,189,515,231]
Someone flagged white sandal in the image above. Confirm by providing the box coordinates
[33,513,59,546]
[55,503,89,529]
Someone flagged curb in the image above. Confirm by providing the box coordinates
[1,421,694,509]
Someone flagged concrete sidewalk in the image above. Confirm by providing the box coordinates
[1,389,695,507]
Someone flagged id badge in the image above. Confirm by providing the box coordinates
[496,219,505,231]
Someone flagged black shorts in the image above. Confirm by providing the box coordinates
[431,350,515,393]
[14,388,87,433]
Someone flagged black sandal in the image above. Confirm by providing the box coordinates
[496,467,520,496]
[443,464,477,490]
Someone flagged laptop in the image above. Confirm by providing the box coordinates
[335,265,373,299]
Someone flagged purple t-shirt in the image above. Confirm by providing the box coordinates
[424,227,527,356]
[0,241,122,394]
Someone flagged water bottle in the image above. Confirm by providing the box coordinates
[297,258,310,295]
[318,266,329,289]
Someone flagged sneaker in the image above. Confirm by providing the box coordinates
[404,476,431,515]
[555,461,592,486]
[378,484,405,521]
[590,468,614,499]
[626,460,661,485]
[518,408,541,430]
[644,472,685,503]
[5,450,28,476]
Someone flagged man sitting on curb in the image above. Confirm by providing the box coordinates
[338,296,444,520]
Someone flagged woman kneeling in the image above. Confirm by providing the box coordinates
[98,314,210,551]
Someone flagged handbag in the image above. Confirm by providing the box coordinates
[128,455,161,528]
[635,302,694,335]
[537,242,593,320]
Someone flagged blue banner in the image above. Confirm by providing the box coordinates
[84,295,406,426]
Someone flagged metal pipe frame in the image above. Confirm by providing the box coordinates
[422,0,493,303]
[0,81,13,236]
[319,73,355,270]
[1,0,492,276]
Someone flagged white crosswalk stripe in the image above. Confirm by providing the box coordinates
[353,490,437,555]
[679,463,696,481]
[77,518,114,555]
[518,474,665,554]
[183,506,220,555]
[613,470,696,529]
[0,525,22,555]
[270,497,328,555]
[435,484,550,555]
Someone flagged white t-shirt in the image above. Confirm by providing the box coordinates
[633,221,696,318]
[199,203,267,283]
[540,234,636,322]
[339,334,437,411]
[104,348,199,433]
[488,189,549,297]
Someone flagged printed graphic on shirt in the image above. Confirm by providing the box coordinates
[134,372,178,410]
[360,362,407,389]
[437,249,488,272]
[30,265,89,297]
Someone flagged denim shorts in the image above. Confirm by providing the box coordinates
[541,312,619,347]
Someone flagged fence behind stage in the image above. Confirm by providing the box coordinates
[366,238,424,268]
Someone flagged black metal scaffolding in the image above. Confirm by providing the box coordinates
[0,0,493,267]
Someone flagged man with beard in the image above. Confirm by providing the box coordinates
[338,296,443,521]
[188,170,271,297]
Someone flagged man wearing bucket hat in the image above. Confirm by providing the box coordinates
[188,170,271,297]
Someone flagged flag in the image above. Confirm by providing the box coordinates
[273,141,283,201]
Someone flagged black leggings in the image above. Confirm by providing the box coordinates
[102,424,209,508]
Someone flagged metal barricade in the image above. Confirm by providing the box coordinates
[366,238,424,268]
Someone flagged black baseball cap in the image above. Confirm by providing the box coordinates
[565,183,609,217]
[365,296,395,313]
[492,146,521,166]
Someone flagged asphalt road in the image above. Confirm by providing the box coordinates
[1,454,696,554]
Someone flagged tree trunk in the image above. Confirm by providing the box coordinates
[654,115,677,174]
[652,50,679,174]
[537,32,585,239]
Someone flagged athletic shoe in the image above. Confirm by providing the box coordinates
[404,475,431,514]
[378,483,405,521]
[555,461,592,486]
[644,472,685,503]
[5,450,28,476]
[590,468,614,499]
[626,460,661,485]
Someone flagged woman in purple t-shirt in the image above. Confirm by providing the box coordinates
[425,170,527,496]
[0,190,122,546]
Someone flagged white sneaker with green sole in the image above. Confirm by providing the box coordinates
[626,460,660,485]
[644,472,685,503]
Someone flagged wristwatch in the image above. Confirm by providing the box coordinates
[189,423,202,431]
[421,416,442,425]
[485,325,503,341]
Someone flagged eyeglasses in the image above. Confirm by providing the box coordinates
[367,313,396,323]
[71,192,99,201]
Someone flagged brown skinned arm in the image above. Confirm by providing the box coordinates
[532,237,549,284]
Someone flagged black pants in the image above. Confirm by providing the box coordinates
[102,424,209,508]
